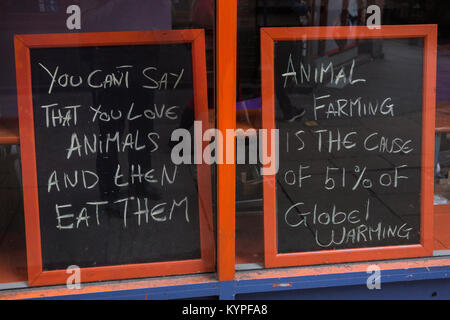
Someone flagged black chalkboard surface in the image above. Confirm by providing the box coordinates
[261,26,436,268]
[15,30,214,285]
[275,37,424,253]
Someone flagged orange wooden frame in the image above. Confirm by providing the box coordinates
[216,0,237,281]
[261,25,437,268]
[14,29,215,286]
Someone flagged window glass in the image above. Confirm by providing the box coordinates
[236,0,450,270]
[0,0,216,288]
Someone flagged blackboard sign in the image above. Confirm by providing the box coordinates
[261,25,436,268]
[15,30,214,285]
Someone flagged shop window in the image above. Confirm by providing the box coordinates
[235,0,450,270]
[0,0,216,288]
[1,0,450,292]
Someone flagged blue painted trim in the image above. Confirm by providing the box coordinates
[234,265,450,295]
[218,281,235,300]
[31,265,450,300]
[235,278,450,300]
[38,282,220,300]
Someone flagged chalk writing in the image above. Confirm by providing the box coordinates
[274,39,423,252]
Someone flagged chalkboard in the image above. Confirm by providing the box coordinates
[15,30,214,285]
[261,26,436,268]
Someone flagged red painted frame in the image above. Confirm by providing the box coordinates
[14,29,215,286]
[261,25,437,268]
[216,0,237,281]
